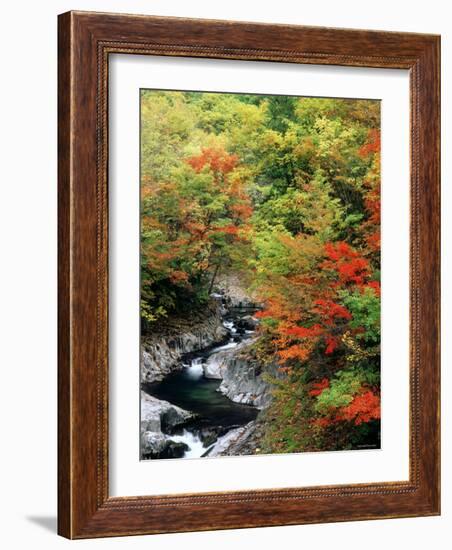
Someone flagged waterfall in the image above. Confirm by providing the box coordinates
[186,357,204,380]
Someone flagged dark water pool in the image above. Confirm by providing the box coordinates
[142,365,257,430]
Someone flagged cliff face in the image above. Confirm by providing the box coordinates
[141,301,228,383]
[203,338,281,410]
[217,349,271,409]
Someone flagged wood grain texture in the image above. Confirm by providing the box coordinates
[57,11,440,539]
[57,10,72,539]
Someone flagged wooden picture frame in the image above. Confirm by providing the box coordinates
[58,10,440,539]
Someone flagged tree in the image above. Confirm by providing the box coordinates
[140,90,381,453]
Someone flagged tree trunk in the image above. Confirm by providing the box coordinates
[208,264,221,294]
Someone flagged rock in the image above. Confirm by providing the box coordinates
[141,301,228,383]
[140,391,195,434]
[206,422,257,457]
[213,339,274,409]
[237,315,259,331]
[140,392,196,459]
[197,426,230,447]
[141,347,181,385]
[203,350,228,379]
[141,432,189,459]
[204,338,281,408]
[163,441,189,459]
[214,273,261,309]
[161,406,192,433]
[141,431,167,457]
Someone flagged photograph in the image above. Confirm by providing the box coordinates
[0,0,444,544]
[139,90,382,460]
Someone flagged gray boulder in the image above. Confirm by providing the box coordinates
[140,391,194,434]
[215,340,274,409]
[141,431,189,459]
[140,392,196,459]
[206,422,257,457]
[237,315,259,331]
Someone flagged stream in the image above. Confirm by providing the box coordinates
[141,307,259,458]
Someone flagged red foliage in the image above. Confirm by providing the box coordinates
[312,299,352,324]
[311,389,380,428]
[321,242,370,286]
[324,241,358,262]
[358,129,381,158]
[254,309,272,319]
[365,231,380,252]
[324,336,339,354]
[338,390,381,425]
[211,224,239,235]
[271,296,354,363]
[338,257,370,285]
[309,378,330,397]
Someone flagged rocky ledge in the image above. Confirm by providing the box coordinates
[203,338,280,409]
[140,391,195,459]
[206,419,267,457]
[141,300,228,384]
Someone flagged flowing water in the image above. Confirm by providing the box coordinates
[142,312,258,458]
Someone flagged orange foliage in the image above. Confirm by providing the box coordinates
[312,417,332,428]
[281,324,324,339]
[169,270,190,284]
[338,390,381,425]
[186,147,239,175]
[358,129,381,158]
[311,389,380,427]
[277,344,311,362]
[231,202,253,219]
[365,231,380,252]
[212,224,239,235]
[366,280,381,296]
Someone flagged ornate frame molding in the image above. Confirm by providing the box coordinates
[58,11,440,538]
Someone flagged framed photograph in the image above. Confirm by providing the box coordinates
[58,11,440,538]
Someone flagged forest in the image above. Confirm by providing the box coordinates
[140,89,381,455]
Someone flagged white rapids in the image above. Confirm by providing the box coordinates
[170,429,214,459]
[209,339,238,353]
[222,320,237,333]
[185,357,204,380]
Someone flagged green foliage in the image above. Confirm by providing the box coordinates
[253,172,344,240]
[341,287,381,344]
[315,370,364,412]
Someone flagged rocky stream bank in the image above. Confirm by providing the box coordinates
[140,293,276,459]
